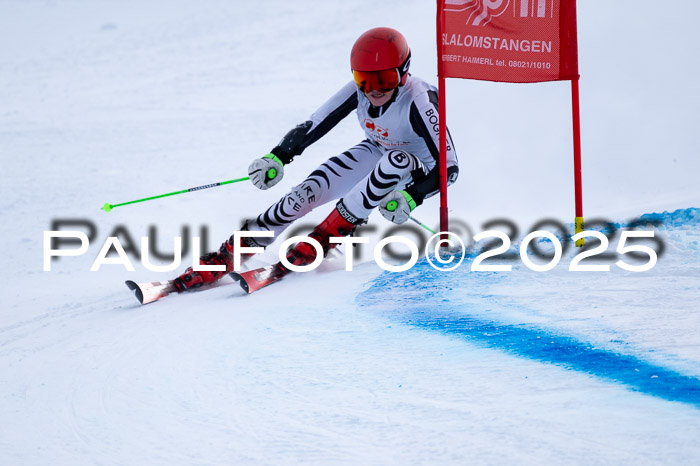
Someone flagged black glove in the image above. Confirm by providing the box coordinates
[271,120,313,165]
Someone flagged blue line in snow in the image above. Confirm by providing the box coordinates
[401,310,700,408]
[357,277,700,406]
[357,207,700,407]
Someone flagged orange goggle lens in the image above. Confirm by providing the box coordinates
[352,68,400,93]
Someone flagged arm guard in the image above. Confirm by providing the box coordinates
[270,121,313,165]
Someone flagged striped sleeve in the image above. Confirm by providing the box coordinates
[405,89,459,205]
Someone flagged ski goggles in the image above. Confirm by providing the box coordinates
[352,68,401,93]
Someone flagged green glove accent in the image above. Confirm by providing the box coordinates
[262,153,284,165]
[398,190,417,211]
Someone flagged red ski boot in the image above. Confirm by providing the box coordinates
[285,201,365,268]
[173,235,254,292]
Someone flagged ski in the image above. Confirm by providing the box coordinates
[125,280,179,305]
[127,260,296,303]
[229,262,291,294]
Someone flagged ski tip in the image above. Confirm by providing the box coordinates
[125,280,144,304]
[229,272,250,294]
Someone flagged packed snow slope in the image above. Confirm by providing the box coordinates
[1,0,700,464]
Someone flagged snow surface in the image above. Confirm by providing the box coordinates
[1,0,700,464]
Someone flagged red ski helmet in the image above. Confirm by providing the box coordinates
[351,27,411,93]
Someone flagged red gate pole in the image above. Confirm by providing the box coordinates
[571,77,584,246]
[437,1,449,238]
[439,76,448,238]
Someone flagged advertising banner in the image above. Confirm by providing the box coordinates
[440,0,578,82]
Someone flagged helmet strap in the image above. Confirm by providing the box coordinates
[398,50,412,86]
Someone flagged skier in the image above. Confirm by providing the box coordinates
[173,26,459,292]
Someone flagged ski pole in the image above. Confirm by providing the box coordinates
[409,215,465,255]
[385,198,438,235]
[409,215,437,235]
[409,215,464,249]
[101,176,250,212]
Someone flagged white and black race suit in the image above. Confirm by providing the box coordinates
[247,74,459,245]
